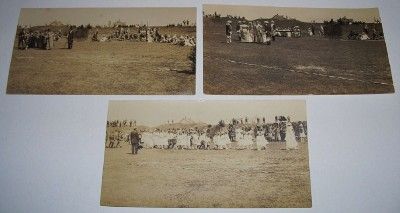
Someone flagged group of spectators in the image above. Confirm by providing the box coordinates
[92,26,196,47]
[17,27,75,50]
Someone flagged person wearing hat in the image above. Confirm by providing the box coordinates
[264,21,271,34]
[226,20,233,43]
[130,128,141,155]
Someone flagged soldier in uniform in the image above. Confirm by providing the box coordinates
[67,27,74,49]
[130,128,141,155]
[226,20,232,43]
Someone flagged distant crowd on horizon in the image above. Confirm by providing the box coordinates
[16,19,196,50]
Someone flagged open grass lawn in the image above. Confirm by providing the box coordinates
[7,28,195,95]
[204,21,394,95]
[100,142,311,208]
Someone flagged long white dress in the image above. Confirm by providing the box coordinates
[220,133,230,149]
[191,134,201,149]
[238,132,253,149]
[153,132,168,147]
[180,134,192,149]
[256,131,269,150]
[234,128,241,142]
[214,134,223,149]
[286,123,299,150]
[141,132,154,148]
[299,124,307,142]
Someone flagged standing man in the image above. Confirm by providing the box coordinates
[18,28,26,49]
[226,20,232,44]
[130,128,141,155]
[45,29,54,50]
[67,27,74,49]
[264,21,271,34]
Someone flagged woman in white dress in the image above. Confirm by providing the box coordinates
[286,122,299,150]
[141,131,154,148]
[235,129,245,149]
[299,123,307,142]
[257,130,269,150]
[190,133,200,149]
[241,131,253,149]
[234,128,242,142]
[153,131,168,148]
[252,129,259,150]
[214,133,223,150]
[220,132,230,149]
[176,133,189,149]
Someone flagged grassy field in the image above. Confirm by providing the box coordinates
[204,21,394,95]
[7,27,195,95]
[100,142,311,208]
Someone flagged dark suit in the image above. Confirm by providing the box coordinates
[67,30,74,49]
[130,131,141,154]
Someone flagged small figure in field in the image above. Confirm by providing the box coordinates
[270,20,276,41]
[226,20,232,43]
[18,28,27,49]
[67,27,74,49]
[130,129,141,155]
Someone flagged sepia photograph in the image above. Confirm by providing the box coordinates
[7,8,196,95]
[203,5,394,95]
[101,100,311,208]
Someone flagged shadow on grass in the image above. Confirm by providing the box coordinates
[175,69,195,75]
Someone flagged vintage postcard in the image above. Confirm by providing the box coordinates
[101,100,311,208]
[7,8,196,95]
[203,5,394,95]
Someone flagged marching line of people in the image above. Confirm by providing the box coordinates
[105,116,307,154]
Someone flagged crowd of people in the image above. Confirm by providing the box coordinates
[226,20,277,44]
[347,24,384,40]
[18,28,58,50]
[106,116,307,154]
[225,19,327,44]
[225,18,383,43]
[92,26,196,47]
[17,26,76,50]
[16,24,195,50]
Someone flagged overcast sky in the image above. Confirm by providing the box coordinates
[107,100,307,127]
[204,4,380,23]
[18,8,196,26]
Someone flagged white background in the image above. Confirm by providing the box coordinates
[0,0,399,212]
